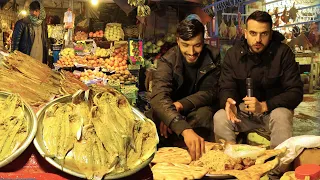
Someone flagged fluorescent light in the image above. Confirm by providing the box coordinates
[91,0,98,6]
[20,10,27,16]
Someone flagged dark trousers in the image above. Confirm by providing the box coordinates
[147,106,214,148]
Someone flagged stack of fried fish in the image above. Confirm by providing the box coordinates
[0,94,29,161]
[0,51,87,107]
[42,86,158,179]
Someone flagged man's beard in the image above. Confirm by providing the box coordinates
[249,43,265,54]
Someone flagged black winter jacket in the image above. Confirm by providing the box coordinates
[150,45,221,135]
[219,31,303,111]
[12,17,49,64]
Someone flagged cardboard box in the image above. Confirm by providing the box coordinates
[293,148,320,168]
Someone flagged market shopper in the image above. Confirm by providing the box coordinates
[148,14,221,160]
[214,11,303,149]
[12,1,49,64]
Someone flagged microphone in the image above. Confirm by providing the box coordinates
[246,78,253,118]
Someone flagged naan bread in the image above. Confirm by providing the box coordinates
[255,148,286,165]
[205,141,224,152]
[152,162,208,180]
[211,157,279,180]
[152,147,192,164]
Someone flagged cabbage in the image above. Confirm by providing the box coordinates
[156,40,164,47]
[146,41,152,47]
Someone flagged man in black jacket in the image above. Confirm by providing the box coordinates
[12,1,48,64]
[149,14,221,160]
[214,11,303,148]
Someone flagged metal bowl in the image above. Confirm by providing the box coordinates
[34,95,157,179]
[0,91,38,168]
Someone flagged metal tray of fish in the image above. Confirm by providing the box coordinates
[33,95,157,179]
[0,91,38,168]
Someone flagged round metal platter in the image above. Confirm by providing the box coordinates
[33,95,157,179]
[204,173,235,179]
[0,91,38,168]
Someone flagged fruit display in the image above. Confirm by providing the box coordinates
[129,40,144,64]
[76,55,106,67]
[60,48,75,57]
[103,45,128,71]
[89,30,104,38]
[77,69,108,82]
[107,70,137,84]
[74,40,96,54]
[104,56,128,71]
[74,31,88,41]
[56,56,76,67]
[40,88,158,179]
[95,47,111,57]
[104,23,124,41]
[130,41,142,57]
[74,42,86,51]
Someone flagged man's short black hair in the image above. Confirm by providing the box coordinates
[29,1,40,11]
[246,11,273,29]
[176,18,204,41]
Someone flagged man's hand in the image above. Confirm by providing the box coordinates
[173,101,184,112]
[225,98,241,123]
[181,129,205,160]
[160,121,173,138]
[243,96,268,114]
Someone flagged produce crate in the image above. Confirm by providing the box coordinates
[128,38,144,65]
[121,85,138,106]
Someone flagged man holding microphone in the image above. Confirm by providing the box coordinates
[214,11,303,148]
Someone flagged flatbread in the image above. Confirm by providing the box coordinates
[204,141,224,152]
[211,157,280,180]
[152,147,192,164]
[255,147,286,165]
[152,162,208,180]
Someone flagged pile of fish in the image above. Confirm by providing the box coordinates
[0,94,29,161]
[42,86,158,179]
[0,51,87,107]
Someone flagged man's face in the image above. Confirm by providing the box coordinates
[30,9,40,18]
[245,20,272,54]
[177,33,204,64]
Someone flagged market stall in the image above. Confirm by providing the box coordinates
[0,0,319,179]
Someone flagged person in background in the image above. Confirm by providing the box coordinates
[214,11,303,149]
[12,0,48,64]
[148,14,221,160]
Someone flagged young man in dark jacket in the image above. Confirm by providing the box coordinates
[214,11,303,148]
[12,1,48,64]
[149,14,221,160]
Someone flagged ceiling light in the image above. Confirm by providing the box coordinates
[91,0,98,6]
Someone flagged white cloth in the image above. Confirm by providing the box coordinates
[275,135,320,172]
